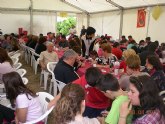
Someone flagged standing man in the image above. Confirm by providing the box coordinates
[82,26,96,58]
[80,25,86,37]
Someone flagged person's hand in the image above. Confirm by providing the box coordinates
[101,110,109,117]
[120,100,132,118]
[47,93,61,110]
[14,114,19,124]
[41,64,46,70]
[97,116,105,124]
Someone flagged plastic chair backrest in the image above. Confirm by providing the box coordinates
[56,79,66,92]
[47,62,57,80]
[13,62,22,70]
[11,53,21,58]
[11,57,19,65]
[23,92,54,124]
[16,68,27,77]
[22,77,28,85]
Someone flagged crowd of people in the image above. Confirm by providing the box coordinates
[0,25,165,123]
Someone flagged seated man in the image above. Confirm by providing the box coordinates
[54,49,79,84]
[39,42,58,70]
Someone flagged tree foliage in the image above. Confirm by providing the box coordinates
[57,17,76,36]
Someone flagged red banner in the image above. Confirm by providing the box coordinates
[137,9,146,28]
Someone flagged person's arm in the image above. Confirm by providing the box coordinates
[39,52,46,70]
[47,93,61,109]
[15,108,28,123]
[118,101,132,124]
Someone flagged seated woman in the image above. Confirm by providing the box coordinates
[119,54,149,91]
[144,55,165,91]
[95,43,118,68]
[119,49,136,73]
[119,75,165,124]
[0,48,15,81]
[2,72,43,123]
[53,83,100,124]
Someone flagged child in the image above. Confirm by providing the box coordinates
[2,72,43,123]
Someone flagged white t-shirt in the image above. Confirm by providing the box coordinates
[16,94,43,122]
[69,116,100,124]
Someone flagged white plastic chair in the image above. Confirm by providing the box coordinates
[40,70,50,90]
[11,57,19,65]
[13,62,22,70]
[16,68,27,77]
[47,62,66,96]
[29,48,35,67]
[11,52,21,58]
[56,79,66,93]
[47,62,58,96]
[31,50,40,74]
[8,51,15,57]
[23,92,55,124]
[22,77,28,85]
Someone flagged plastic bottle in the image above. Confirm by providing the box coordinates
[114,61,120,75]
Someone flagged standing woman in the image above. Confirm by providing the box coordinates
[2,72,43,123]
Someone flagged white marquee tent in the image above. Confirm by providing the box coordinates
[0,0,165,43]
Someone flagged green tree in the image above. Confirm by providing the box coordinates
[57,17,76,36]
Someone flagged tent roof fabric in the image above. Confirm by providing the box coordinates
[66,0,165,13]
[0,0,165,13]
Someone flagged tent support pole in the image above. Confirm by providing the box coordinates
[146,8,151,37]
[29,0,33,34]
[87,13,90,27]
[119,10,123,39]
[106,0,124,39]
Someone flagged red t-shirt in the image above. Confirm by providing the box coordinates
[119,60,127,73]
[112,48,122,60]
[73,75,111,109]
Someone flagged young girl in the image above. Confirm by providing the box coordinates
[2,72,43,123]
[53,83,100,124]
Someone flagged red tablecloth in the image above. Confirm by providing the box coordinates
[77,61,111,77]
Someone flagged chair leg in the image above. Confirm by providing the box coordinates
[49,82,52,94]
[35,63,38,75]
[40,73,43,86]
[53,81,58,96]
[44,72,49,90]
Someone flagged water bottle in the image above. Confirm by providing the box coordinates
[114,61,120,75]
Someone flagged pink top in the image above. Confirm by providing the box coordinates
[0,62,15,80]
